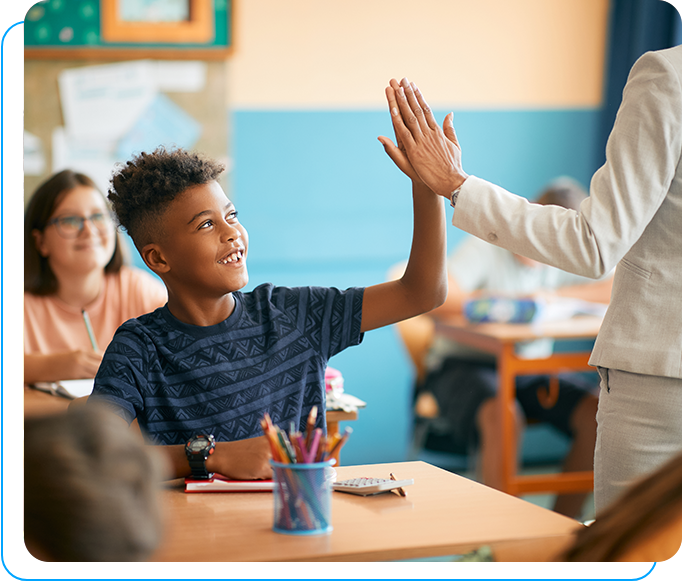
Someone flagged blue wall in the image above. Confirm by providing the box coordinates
[227,108,602,465]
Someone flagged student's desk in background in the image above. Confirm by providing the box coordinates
[434,315,602,498]
[151,460,580,562]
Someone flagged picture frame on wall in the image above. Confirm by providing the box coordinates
[101,0,214,44]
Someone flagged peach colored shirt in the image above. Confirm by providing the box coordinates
[24,266,167,355]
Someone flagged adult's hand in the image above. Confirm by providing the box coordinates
[385,77,468,199]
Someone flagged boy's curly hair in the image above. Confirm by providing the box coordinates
[109,147,225,248]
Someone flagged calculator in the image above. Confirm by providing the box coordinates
[332,477,414,496]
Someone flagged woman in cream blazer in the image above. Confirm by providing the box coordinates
[381,45,682,514]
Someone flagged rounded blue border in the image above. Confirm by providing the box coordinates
[0,22,129,579]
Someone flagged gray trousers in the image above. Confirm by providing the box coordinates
[595,367,682,515]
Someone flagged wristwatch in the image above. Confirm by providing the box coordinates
[449,184,463,208]
[185,434,216,480]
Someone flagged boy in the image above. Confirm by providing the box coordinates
[89,146,446,480]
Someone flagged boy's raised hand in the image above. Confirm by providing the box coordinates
[378,85,422,183]
[360,82,451,334]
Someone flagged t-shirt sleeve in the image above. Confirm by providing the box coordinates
[293,286,365,360]
[88,324,147,424]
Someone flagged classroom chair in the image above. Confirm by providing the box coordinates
[393,307,571,474]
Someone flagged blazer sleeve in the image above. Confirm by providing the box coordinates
[452,49,682,279]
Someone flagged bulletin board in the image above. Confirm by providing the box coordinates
[24,0,233,60]
[24,58,230,203]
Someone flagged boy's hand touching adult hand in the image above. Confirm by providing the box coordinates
[378,86,423,185]
[385,77,468,199]
[208,435,273,480]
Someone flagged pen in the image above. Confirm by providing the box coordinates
[307,428,322,464]
[327,426,352,463]
[305,406,318,448]
[390,472,407,497]
[81,309,99,351]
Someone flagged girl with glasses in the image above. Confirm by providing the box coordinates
[24,170,167,385]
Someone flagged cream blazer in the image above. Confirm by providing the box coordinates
[452,46,682,379]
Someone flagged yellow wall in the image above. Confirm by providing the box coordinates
[229,0,609,109]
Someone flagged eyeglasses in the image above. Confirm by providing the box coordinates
[46,212,112,239]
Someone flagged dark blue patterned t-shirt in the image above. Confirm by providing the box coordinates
[90,283,364,445]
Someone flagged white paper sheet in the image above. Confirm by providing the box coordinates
[116,93,202,160]
[58,60,157,141]
[153,60,207,92]
[23,131,45,175]
[52,127,118,195]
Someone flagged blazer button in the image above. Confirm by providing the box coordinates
[488,232,498,242]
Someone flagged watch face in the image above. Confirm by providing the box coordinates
[189,439,208,452]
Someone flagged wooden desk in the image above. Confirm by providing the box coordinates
[325,409,357,438]
[151,460,580,562]
[23,386,71,417]
[435,316,602,497]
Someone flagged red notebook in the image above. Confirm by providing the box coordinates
[185,474,274,493]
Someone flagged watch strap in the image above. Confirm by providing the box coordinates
[188,456,213,480]
[449,184,463,208]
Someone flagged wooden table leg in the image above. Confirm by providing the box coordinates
[498,343,518,495]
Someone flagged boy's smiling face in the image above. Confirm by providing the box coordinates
[148,180,249,301]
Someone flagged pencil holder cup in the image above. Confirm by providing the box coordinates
[271,460,334,535]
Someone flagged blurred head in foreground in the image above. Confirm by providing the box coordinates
[561,450,682,561]
[24,407,167,561]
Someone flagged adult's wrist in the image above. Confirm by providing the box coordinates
[436,173,468,200]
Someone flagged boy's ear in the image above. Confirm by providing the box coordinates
[141,243,170,275]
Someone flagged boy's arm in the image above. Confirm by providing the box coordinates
[161,437,273,480]
[428,274,474,319]
[360,182,447,332]
[99,411,273,480]
[366,100,449,332]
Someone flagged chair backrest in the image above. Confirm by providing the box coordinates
[394,315,435,386]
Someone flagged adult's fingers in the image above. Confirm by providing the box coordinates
[443,112,460,147]
[410,82,438,131]
[385,84,416,148]
[390,78,422,140]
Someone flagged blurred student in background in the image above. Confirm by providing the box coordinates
[24,407,167,561]
[401,178,612,519]
[24,170,167,384]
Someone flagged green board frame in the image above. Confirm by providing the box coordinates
[24,0,233,60]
